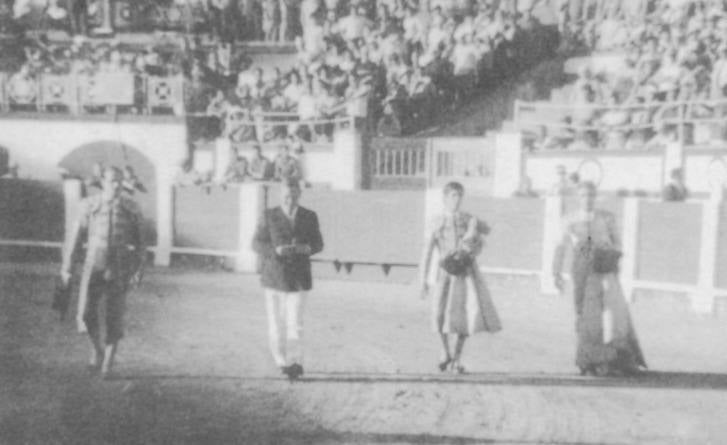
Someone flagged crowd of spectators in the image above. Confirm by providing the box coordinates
[186,0,557,144]
[0,32,194,111]
[528,0,727,152]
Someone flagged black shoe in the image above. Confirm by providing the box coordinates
[438,358,452,372]
[287,363,304,380]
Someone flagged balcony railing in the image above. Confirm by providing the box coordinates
[0,72,184,115]
[514,99,727,150]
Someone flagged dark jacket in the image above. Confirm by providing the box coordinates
[252,206,324,292]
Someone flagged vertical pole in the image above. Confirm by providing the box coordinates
[154,166,174,267]
[236,183,264,272]
[94,0,115,36]
[426,138,435,188]
[63,178,84,248]
[691,188,723,314]
[540,195,563,295]
[620,197,640,303]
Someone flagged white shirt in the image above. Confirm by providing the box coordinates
[339,14,371,41]
[452,43,477,75]
[403,14,426,43]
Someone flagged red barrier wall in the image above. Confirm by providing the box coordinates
[301,190,426,265]
[0,179,64,241]
[637,202,702,285]
[173,186,240,250]
[466,197,545,271]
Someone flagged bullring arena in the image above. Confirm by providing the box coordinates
[2,0,727,443]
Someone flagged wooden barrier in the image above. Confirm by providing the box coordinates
[0,179,64,242]
[2,183,726,313]
[637,202,703,285]
[172,185,241,251]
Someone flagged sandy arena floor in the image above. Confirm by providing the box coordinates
[2,263,727,445]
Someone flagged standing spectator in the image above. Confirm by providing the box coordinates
[239,0,263,40]
[68,0,88,36]
[710,46,727,99]
[280,0,302,41]
[249,144,274,180]
[263,0,281,41]
[209,0,236,42]
[663,167,689,202]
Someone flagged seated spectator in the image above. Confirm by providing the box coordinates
[662,168,689,202]
[567,130,597,151]
[273,144,302,182]
[225,106,258,143]
[249,144,274,181]
[224,152,250,183]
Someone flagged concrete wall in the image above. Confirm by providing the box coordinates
[0,115,189,266]
[0,116,187,181]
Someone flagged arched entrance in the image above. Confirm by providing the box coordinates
[59,141,158,245]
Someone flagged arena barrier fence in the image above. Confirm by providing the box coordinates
[2,183,725,314]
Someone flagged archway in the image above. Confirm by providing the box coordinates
[59,141,158,245]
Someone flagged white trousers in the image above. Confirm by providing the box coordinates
[264,288,306,367]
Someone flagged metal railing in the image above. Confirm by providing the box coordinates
[216,113,355,146]
[370,140,493,187]
[514,98,727,150]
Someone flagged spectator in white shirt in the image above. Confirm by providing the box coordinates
[338,6,373,42]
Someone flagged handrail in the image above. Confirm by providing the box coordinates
[515,98,727,113]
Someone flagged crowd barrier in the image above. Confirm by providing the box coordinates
[1,182,725,313]
[514,99,727,150]
[216,112,355,146]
